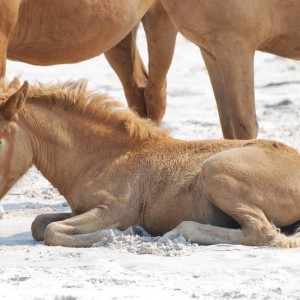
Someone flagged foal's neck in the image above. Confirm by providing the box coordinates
[21,101,134,198]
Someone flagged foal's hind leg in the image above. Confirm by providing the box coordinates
[31,213,72,241]
[159,221,262,245]
[160,215,281,246]
[105,27,148,118]
[161,215,300,247]
[159,202,299,247]
[197,146,300,247]
[44,206,121,247]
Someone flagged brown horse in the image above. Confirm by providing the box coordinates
[157,0,300,139]
[1,79,300,248]
[0,0,177,123]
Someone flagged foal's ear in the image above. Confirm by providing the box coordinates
[1,81,29,120]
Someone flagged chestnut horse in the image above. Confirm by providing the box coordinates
[1,79,300,248]
[0,0,177,123]
[157,0,300,139]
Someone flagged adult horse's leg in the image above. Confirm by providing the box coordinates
[0,0,21,77]
[44,206,122,247]
[0,34,7,78]
[142,1,177,124]
[200,48,234,139]
[104,27,148,118]
[31,213,72,241]
[210,38,258,139]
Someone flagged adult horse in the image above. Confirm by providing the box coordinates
[1,79,300,248]
[157,0,300,139]
[0,0,177,123]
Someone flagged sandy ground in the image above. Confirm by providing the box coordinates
[1,29,300,299]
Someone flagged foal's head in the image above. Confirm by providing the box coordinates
[0,81,32,199]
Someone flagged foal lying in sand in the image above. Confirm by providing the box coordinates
[0,79,300,248]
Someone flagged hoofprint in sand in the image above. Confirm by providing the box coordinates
[1,31,300,299]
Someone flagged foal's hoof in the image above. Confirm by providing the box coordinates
[124,226,150,237]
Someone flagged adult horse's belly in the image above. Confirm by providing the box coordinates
[7,0,153,65]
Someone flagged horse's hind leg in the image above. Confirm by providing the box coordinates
[210,38,258,139]
[200,48,235,139]
[44,206,121,247]
[160,208,299,247]
[197,146,300,247]
[104,26,148,118]
[31,213,72,241]
[159,221,258,245]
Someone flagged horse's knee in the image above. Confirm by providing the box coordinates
[44,222,61,246]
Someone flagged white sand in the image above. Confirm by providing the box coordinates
[1,29,300,299]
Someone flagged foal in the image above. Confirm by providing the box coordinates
[1,79,300,247]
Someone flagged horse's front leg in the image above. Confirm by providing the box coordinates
[210,37,257,139]
[104,27,148,118]
[44,205,122,247]
[31,212,72,241]
[142,1,177,124]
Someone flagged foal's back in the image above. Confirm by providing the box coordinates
[141,138,300,236]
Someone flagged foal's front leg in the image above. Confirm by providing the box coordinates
[44,206,121,247]
[31,213,72,241]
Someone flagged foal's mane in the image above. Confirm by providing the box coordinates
[0,78,168,140]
